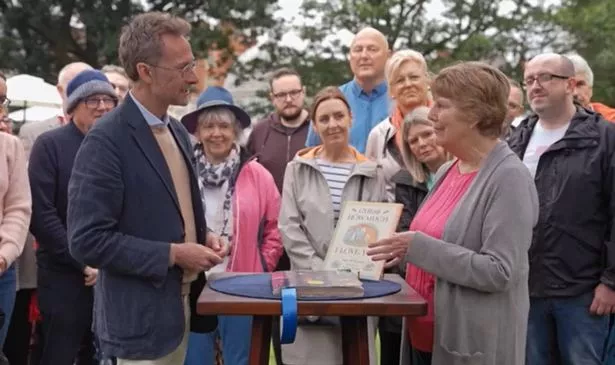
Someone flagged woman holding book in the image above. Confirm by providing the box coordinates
[367,62,539,365]
[180,87,283,365]
[278,86,387,365]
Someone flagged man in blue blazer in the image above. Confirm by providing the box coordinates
[67,12,227,364]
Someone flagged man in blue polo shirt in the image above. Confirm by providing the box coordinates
[305,27,390,153]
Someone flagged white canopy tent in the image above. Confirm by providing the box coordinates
[8,106,62,123]
[6,74,62,108]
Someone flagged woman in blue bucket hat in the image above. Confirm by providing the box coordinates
[182,87,283,365]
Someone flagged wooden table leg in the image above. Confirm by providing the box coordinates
[341,316,370,365]
[249,315,272,365]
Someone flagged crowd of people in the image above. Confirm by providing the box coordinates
[0,9,615,365]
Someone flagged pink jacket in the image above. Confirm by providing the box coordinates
[0,133,31,267]
[227,160,283,272]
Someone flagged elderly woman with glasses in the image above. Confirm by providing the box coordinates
[368,62,539,365]
[181,87,283,365]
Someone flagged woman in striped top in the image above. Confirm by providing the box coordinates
[278,86,387,365]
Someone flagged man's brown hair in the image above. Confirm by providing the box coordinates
[432,62,510,138]
[269,68,302,91]
[309,86,351,122]
[118,12,191,81]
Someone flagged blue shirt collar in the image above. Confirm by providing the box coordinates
[350,79,388,98]
[130,92,170,127]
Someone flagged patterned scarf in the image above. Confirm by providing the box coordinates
[194,143,241,242]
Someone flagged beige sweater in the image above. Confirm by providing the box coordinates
[0,133,31,267]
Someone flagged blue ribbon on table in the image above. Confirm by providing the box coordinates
[280,288,298,344]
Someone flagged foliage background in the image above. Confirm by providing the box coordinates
[0,0,611,114]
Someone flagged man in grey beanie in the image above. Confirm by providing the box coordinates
[28,69,117,365]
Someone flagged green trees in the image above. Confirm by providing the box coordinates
[2,0,614,106]
[555,0,615,104]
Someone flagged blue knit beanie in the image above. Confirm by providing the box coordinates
[66,69,117,113]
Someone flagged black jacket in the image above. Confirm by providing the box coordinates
[379,169,429,334]
[29,122,86,275]
[392,169,429,233]
[508,107,615,298]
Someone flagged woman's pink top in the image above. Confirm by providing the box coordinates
[405,161,477,352]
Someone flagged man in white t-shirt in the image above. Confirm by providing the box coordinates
[508,53,615,365]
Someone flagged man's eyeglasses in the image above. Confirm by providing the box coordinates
[0,97,11,108]
[272,89,303,101]
[150,60,198,77]
[84,96,117,109]
[522,73,570,88]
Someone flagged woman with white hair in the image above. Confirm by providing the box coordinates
[364,49,431,365]
[567,53,615,121]
[181,87,283,365]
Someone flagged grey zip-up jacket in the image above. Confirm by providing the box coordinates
[279,145,386,365]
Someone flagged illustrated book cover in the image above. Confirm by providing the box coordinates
[323,201,403,280]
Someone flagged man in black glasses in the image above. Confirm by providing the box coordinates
[509,53,615,365]
[0,73,9,127]
[0,73,12,135]
[28,69,117,365]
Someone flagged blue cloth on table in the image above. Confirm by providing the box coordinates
[209,273,401,301]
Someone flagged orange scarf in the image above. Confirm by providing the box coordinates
[390,108,406,153]
[390,100,432,152]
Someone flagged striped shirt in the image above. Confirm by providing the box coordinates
[316,158,354,221]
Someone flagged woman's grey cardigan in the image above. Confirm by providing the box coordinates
[399,141,539,365]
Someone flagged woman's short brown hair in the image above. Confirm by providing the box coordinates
[431,62,510,138]
[119,12,191,81]
[309,86,351,122]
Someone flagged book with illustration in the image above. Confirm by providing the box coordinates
[323,201,403,281]
[271,270,364,298]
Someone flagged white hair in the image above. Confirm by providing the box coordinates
[385,49,428,83]
[197,106,243,141]
[567,54,594,87]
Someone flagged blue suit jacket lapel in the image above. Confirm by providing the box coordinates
[123,95,181,215]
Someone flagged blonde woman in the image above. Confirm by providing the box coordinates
[364,50,431,365]
[394,106,450,230]
[365,49,431,203]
